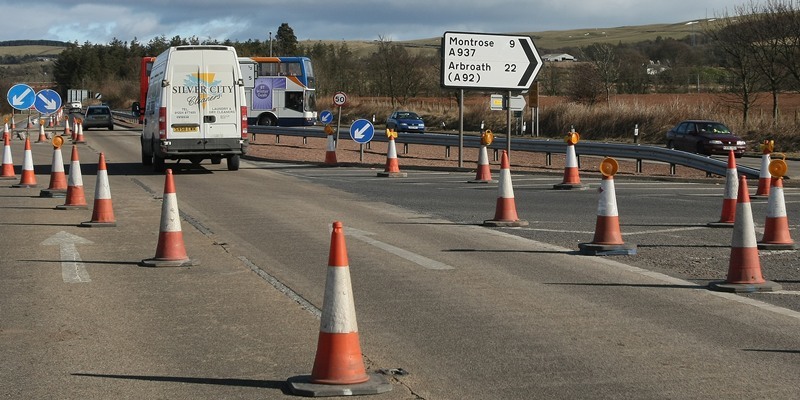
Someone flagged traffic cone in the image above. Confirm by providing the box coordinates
[483,151,528,227]
[758,177,796,250]
[708,150,738,227]
[140,169,194,267]
[36,120,47,143]
[63,118,72,138]
[26,117,33,129]
[323,132,336,166]
[377,134,406,177]
[73,120,85,144]
[469,144,495,183]
[80,153,116,227]
[754,141,772,198]
[553,131,587,190]
[710,176,782,292]
[11,117,16,131]
[39,138,67,197]
[3,122,9,140]
[71,119,78,141]
[288,221,391,397]
[579,158,636,255]
[11,137,36,188]
[1,133,15,180]
[55,145,88,209]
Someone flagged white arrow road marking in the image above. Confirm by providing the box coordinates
[346,228,454,270]
[12,88,31,106]
[353,124,369,140]
[37,93,57,110]
[41,231,93,283]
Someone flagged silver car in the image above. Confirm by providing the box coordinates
[82,105,114,130]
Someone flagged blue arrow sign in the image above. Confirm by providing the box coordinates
[349,119,374,144]
[34,89,62,114]
[319,110,333,124]
[7,83,35,111]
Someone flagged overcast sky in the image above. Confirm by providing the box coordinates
[1,0,742,44]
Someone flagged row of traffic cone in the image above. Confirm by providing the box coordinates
[4,135,115,226]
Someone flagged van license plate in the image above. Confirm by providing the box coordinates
[173,126,198,133]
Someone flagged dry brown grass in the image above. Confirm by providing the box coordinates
[325,92,800,153]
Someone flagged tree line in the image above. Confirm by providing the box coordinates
[33,3,800,126]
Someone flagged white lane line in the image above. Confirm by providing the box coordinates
[41,231,92,283]
[346,227,454,270]
[622,226,708,235]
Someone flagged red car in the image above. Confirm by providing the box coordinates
[666,120,746,157]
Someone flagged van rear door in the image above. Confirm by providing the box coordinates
[169,61,203,141]
[201,62,240,150]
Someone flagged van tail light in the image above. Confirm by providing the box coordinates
[241,106,248,139]
[158,107,166,139]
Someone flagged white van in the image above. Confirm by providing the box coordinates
[141,45,248,171]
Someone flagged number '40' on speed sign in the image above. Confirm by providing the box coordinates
[333,91,347,107]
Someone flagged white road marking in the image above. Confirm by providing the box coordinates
[41,231,92,283]
[346,227,454,270]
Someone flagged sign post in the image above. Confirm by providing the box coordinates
[332,92,347,148]
[441,31,542,161]
[349,118,375,162]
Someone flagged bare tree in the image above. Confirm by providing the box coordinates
[705,15,761,128]
[580,43,619,103]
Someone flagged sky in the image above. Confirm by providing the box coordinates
[0,0,743,45]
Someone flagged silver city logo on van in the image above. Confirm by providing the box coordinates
[173,73,235,107]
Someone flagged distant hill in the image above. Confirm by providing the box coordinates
[302,20,702,57]
[0,19,702,59]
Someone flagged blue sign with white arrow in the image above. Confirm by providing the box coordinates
[34,89,62,114]
[7,83,35,111]
[349,118,374,144]
[319,110,333,124]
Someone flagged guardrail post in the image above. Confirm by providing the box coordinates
[576,154,581,168]
[303,137,307,145]
[670,163,676,175]
[546,152,552,166]
[403,143,408,154]
[275,135,280,144]
[493,148,499,161]
[445,146,451,158]
[636,159,643,173]
[366,142,371,150]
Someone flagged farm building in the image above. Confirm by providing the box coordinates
[542,53,577,62]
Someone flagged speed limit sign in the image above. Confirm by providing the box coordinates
[333,91,347,107]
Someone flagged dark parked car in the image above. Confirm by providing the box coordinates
[82,105,114,130]
[666,120,745,157]
[386,111,425,133]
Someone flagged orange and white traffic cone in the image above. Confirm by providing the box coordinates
[469,144,495,183]
[3,121,9,141]
[80,153,116,227]
[553,130,587,190]
[1,133,16,180]
[758,177,796,250]
[708,150,738,227]
[140,169,193,267]
[40,137,68,198]
[73,120,85,144]
[323,131,337,166]
[377,131,406,177]
[12,137,36,188]
[470,130,496,183]
[11,117,16,131]
[63,117,72,138]
[288,221,391,396]
[56,145,88,209]
[36,120,47,143]
[26,117,33,129]
[483,150,528,227]
[710,176,782,292]
[579,158,637,255]
[754,140,773,198]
